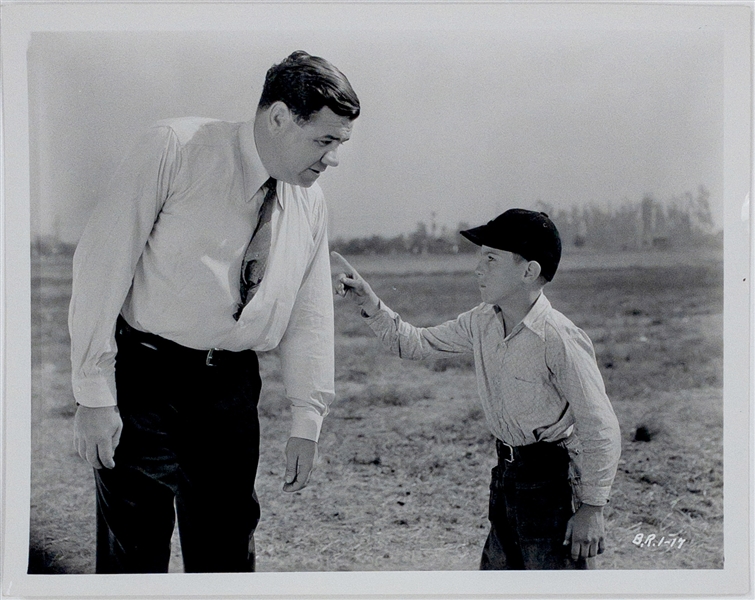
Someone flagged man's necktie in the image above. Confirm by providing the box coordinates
[234,178,277,321]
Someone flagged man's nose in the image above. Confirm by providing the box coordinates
[321,148,339,168]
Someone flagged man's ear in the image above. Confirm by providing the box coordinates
[267,101,292,134]
[523,260,542,282]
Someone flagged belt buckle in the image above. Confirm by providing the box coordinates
[502,442,515,463]
[205,348,220,367]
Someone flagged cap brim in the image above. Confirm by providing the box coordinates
[459,225,487,247]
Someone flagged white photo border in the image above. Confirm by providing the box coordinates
[1,1,752,598]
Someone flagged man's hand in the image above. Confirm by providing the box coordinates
[564,503,605,560]
[283,437,318,492]
[330,251,381,317]
[73,405,123,469]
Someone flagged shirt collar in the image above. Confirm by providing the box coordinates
[520,292,552,338]
[492,292,551,339]
[238,121,284,210]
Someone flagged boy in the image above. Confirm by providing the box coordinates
[332,209,621,570]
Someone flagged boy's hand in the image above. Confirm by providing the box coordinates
[330,251,381,316]
[564,503,605,560]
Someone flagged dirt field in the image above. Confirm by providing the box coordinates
[28,248,723,573]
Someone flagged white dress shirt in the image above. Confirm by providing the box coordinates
[363,293,621,506]
[69,117,334,441]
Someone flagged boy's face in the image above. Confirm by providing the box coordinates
[474,246,528,306]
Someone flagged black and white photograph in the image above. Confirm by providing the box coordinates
[1,1,752,598]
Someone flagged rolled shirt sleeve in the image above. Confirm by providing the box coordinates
[363,303,475,359]
[545,323,622,506]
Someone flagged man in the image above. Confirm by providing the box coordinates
[69,50,360,573]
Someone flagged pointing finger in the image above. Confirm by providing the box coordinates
[330,251,359,278]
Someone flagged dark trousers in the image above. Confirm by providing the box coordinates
[480,439,588,570]
[94,318,262,573]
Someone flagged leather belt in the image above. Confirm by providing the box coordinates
[116,316,250,368]
[495,438,566,468]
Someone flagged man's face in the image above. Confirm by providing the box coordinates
[273,106,354,187]
[474,246,527,306]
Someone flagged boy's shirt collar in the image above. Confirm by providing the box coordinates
[493,292,551,340]
[521,292,551,337]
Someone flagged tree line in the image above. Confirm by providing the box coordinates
[331,185,722,256]
[32,185,721,258]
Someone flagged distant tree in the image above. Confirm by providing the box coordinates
[570,205,588,247]
[690,185,714,233]
[386,234,409,254]
[408,221,430,254]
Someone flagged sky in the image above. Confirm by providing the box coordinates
[25,5,728,243]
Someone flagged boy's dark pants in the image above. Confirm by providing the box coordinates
[93,318,262,573]
[480,439,589,570]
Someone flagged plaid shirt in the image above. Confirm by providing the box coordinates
[364,293,621,506]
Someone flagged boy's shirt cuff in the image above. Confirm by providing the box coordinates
[573,482,611,507]
[361,299,394,321]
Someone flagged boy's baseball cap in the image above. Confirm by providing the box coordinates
[460,209,562,281]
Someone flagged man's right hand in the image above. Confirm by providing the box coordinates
[73,405,123,469]
[330,251,381,317]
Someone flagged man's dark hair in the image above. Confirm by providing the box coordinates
[258,50,360,123]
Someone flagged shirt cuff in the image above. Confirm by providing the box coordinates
[290,405,324,442]
[361,300,396,323]
[573,483,611,507]
[71,375,118,408]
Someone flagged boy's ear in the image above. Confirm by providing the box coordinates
[523,260,542,283]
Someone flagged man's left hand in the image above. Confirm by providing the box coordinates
[564,503,605,560]
[283,437,318,492]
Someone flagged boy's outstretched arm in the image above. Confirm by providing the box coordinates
[331,251,474,360]
[331,251,381,316]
